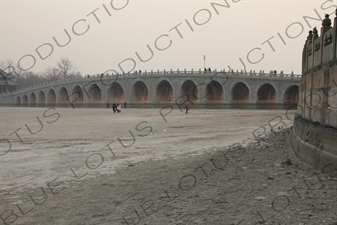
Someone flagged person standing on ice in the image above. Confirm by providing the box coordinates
[117,104,121,113]
[112,103,116,113]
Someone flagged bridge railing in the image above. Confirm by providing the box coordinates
[101,69,300,79]
[302,11,337,75]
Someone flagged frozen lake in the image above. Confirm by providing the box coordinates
[0,107,295,192]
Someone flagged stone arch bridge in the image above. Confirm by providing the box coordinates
[0,69,301,109]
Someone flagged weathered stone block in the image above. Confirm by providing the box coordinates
[312,106,324,124]
[292,116,337,170]
[322,29,334,64]
[312,70,324,89]
[327,110,337,128]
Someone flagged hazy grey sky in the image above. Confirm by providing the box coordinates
[1,0,337,76]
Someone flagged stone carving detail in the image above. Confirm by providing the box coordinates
[324,32,333,46]
[315,39,321,52]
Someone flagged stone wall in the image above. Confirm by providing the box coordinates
[291,11,337,171]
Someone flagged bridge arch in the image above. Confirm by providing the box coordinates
[48,89,56,106]
[16,96,21,106]
[156,79,174,104]
[59,87,69,106]
[3,72,302,108]
[38,91,45,107]
[205,81,224,106]
[256,83,277,104]
[107,82,125,104]
[283,85,299,104]
[180,80,198,104]
[29,92,37,107]
[22,94,28,106]
[71,85,84,106]
[131,81,148,104]
[87,83,102,105]
[231,82,250,104]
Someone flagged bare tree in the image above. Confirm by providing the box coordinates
[57,57,80,79]
[15,72,48,88]
[44,66,61,82]
[0,59,15,74]
[0,59,13,69]
[1,58,50,87]
[0,59,25,77]
[68,71,83,79]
